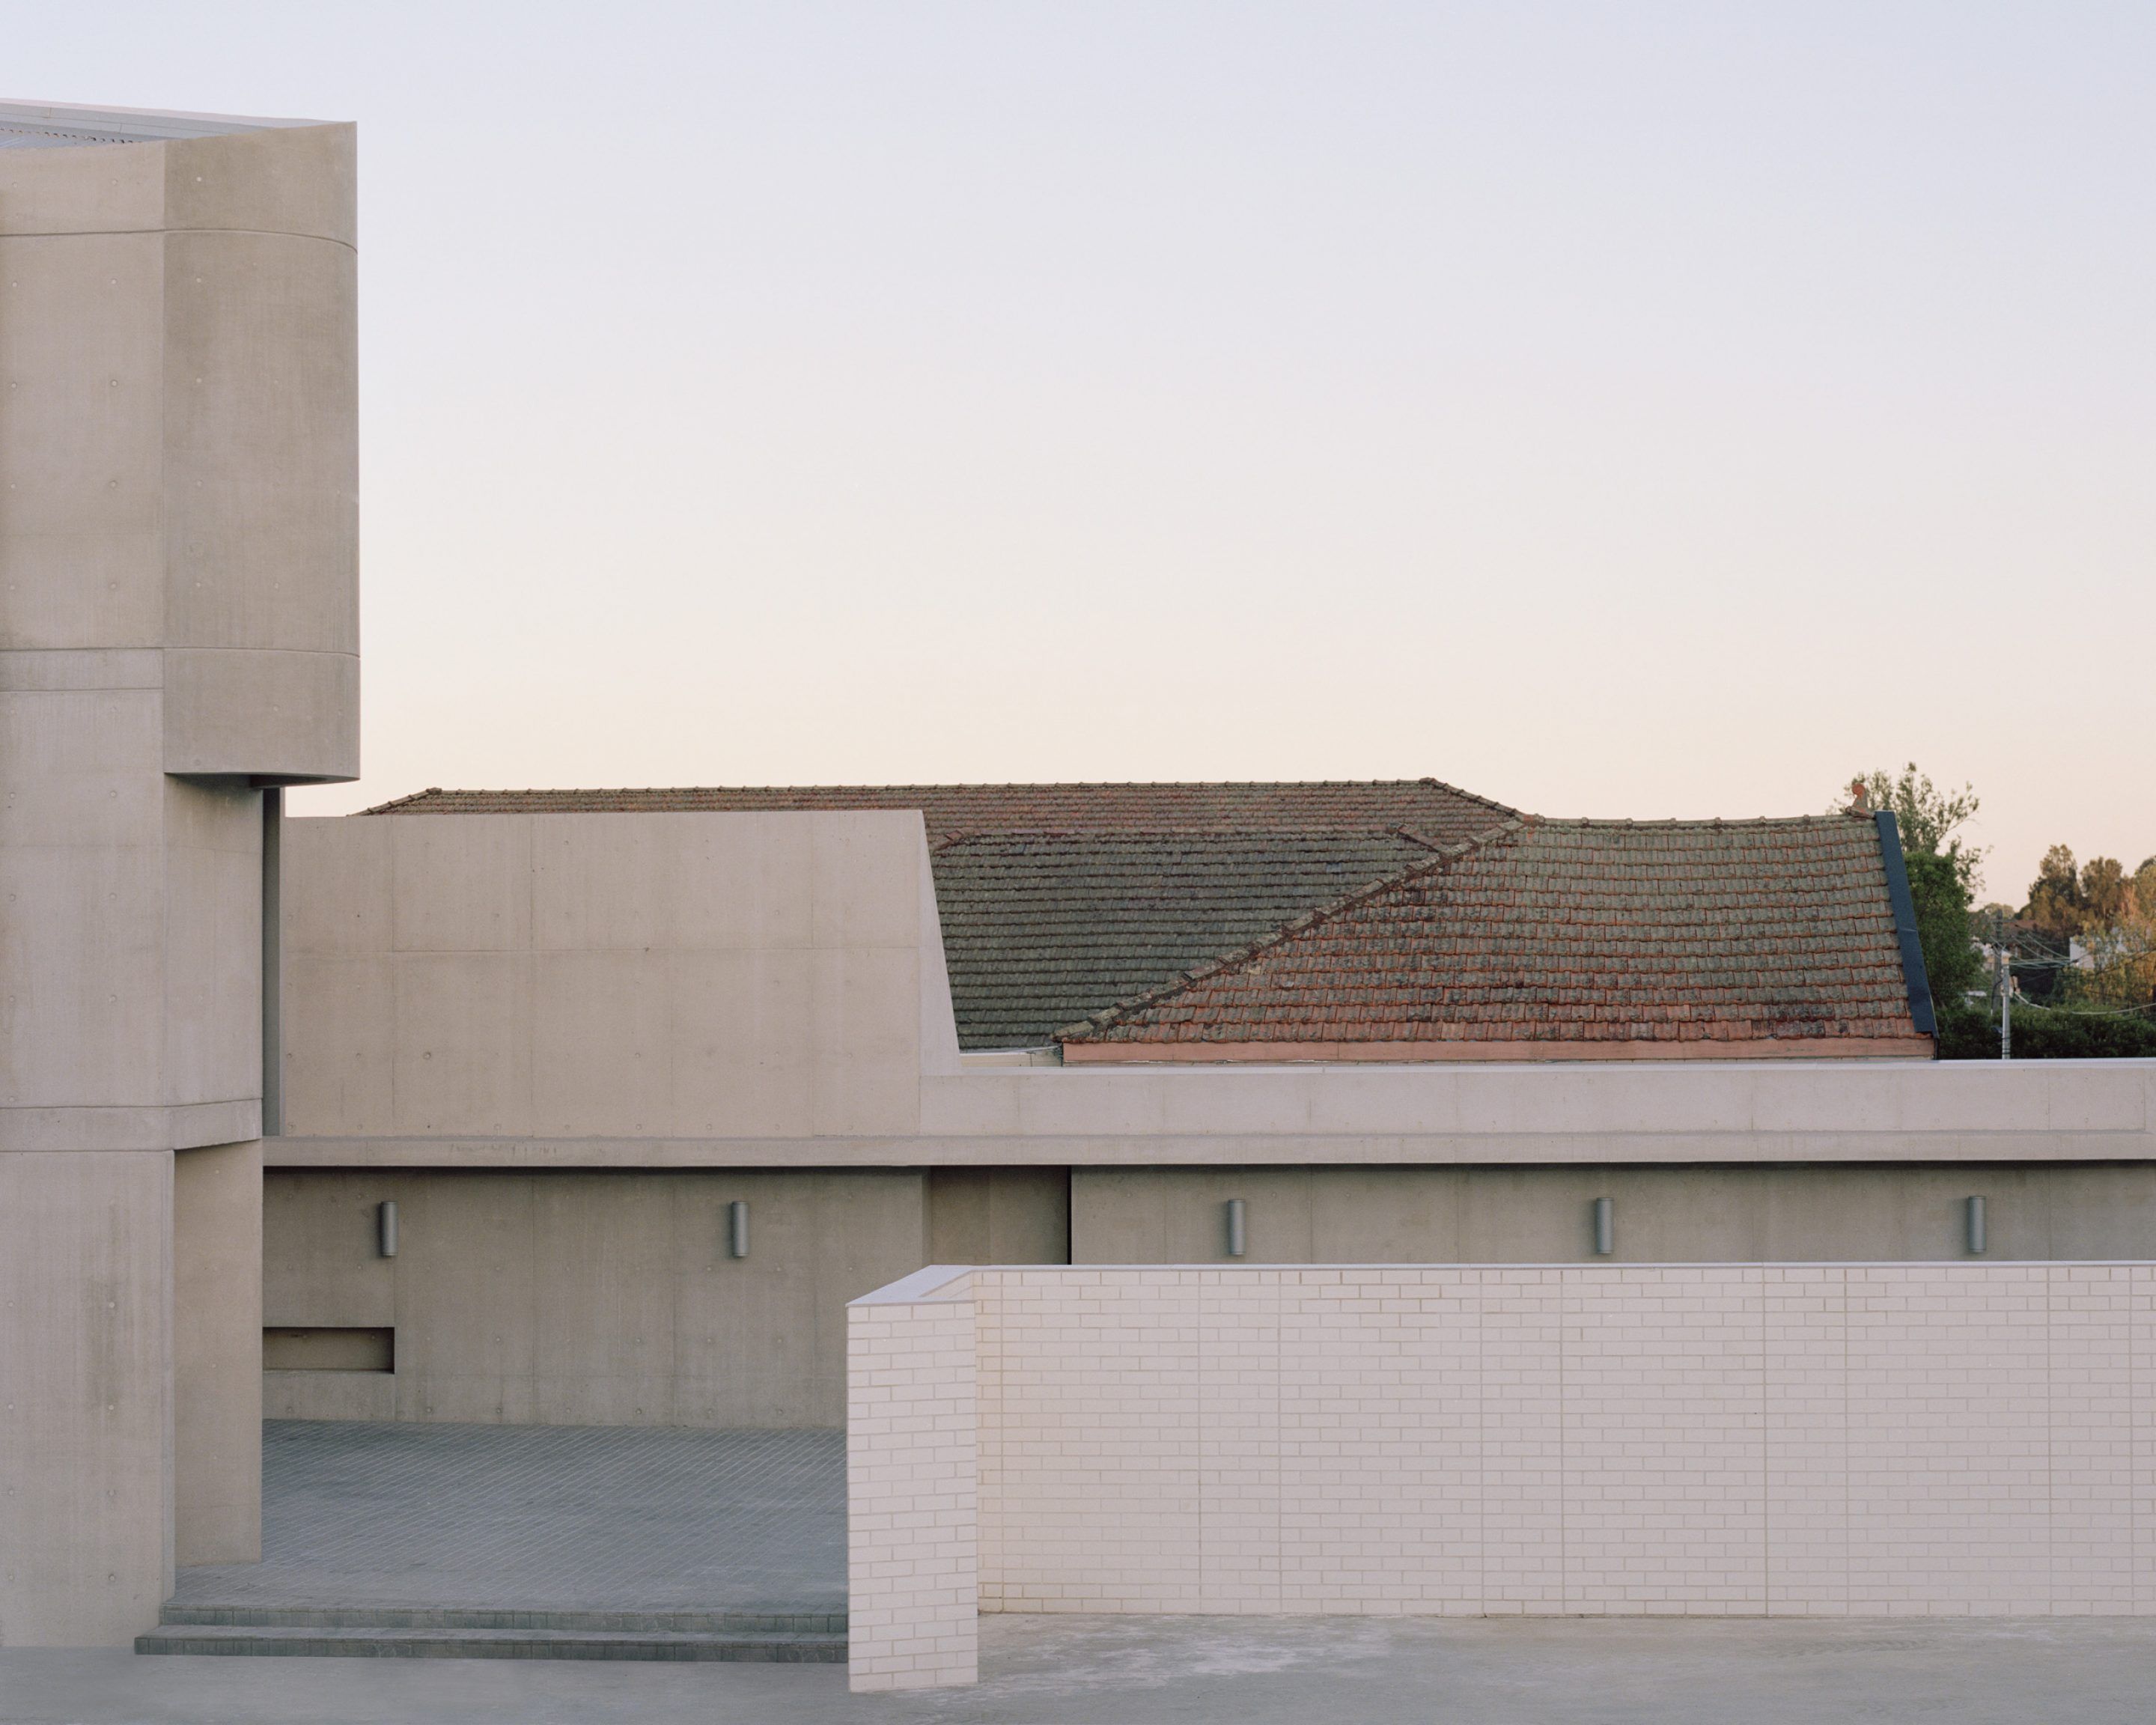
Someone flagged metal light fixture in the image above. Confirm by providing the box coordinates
[377,1199,398,1259]
[728,1199,750,1259]
[1225,1198,1247,1259]
[1592,1196,1615,1257]
[1966,1195,1988,1256]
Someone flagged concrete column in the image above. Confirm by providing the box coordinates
[0,1152,174,1646]
[174,1140,263,1564]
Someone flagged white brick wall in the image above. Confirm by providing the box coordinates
[846,1269,978,1691]
[850,1262,2156,1690]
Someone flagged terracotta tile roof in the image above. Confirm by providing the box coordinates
[935,832,1446,1047]
[359,779,1517,842]
[1058,815,1925,1059]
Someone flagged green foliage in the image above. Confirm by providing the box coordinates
[2069,907,2156,1011]
[1836,763,1985,1014]
[1936,1000,2156,1060]
[1848,764,1984,898]
[2021,848,2156,1008]
[2025,843,2088,938]
[1904,848,1980,1007]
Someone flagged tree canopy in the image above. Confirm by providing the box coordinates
[1837,763,1982,1008]
[1846,764,1983,898]
[2024,848,2156,1008]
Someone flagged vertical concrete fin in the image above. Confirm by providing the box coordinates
[261,788,283,1136]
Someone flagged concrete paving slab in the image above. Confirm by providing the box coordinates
[11,1613,2156,1724]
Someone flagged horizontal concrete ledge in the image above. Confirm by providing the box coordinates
[1,1098,259,1152]
[1063,1037,1940,1064]
[863,1259,2156,1283]
[265,1128,2156,1169]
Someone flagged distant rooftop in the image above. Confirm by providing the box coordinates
[362,779,1518,842]
[353,782,1934,1059]
[1060,814,1925,1059]
[0,99,320,150]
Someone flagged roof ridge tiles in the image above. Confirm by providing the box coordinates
[1539,813,1872,831]
[356,778,1527,823]
[359,785,444,812]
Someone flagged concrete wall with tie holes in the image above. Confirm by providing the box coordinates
[847,1260,2156,1691]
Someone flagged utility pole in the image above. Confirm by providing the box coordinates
[1996,906,2012,1061]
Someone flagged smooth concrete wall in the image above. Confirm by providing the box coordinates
[0,1151,171,1647]
[0,702,261,1140]
[261,1160,2156,1437]
[1071,1163,2156,1265]
[173,1140,261,1565]
[1,112,357,1643]
[262,1168,930,1428]
[281,812,948,1141]
[912,1059,2156,1168]
[0,121,359,783]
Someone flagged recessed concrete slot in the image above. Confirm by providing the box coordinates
[377,1200,398,1259]
[1967,1195,1988,1255]
[1593,1196,1615,1256]
[728,1199,750,1259]
[1225,1198,1247,1257]
[263,1327,395,1373]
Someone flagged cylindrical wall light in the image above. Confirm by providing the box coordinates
[1966,1195,1988,1256]
[377,1199,398,1259]
[1592,1196,1615,1257]
[1225,1198,1247,1259]
[727,1199,750,1260]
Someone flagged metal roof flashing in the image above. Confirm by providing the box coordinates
[0,99,323,148]
[1874,809,1940,1041]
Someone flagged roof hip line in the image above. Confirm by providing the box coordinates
[1058,815,1530,1042]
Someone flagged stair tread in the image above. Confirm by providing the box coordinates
[144,1624,841,1643]
[160,1605,842,1630]
[136,1621,847,1663]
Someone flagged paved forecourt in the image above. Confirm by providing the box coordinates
[142,1420,845,1662]
[13,1614,2156,1724]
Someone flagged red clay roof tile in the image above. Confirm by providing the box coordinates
[1058,815,1921,1054]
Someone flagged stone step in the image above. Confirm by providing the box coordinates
[156,1603,845,1634]
[135,1619,846,1663]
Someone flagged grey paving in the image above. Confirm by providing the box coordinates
[171,1420,845,1616]
[15,1613,2156,1723]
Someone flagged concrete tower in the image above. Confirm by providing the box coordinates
[0,101,357,1645]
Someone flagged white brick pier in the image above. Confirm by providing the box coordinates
[846,1269,981,1691]
[847,1262,2156,1691]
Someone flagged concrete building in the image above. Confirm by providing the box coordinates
[255,791,2156,1438]
[1,100,356,1645]
[6,98,2155,1653]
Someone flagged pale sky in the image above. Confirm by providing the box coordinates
[15,3,2153,900]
